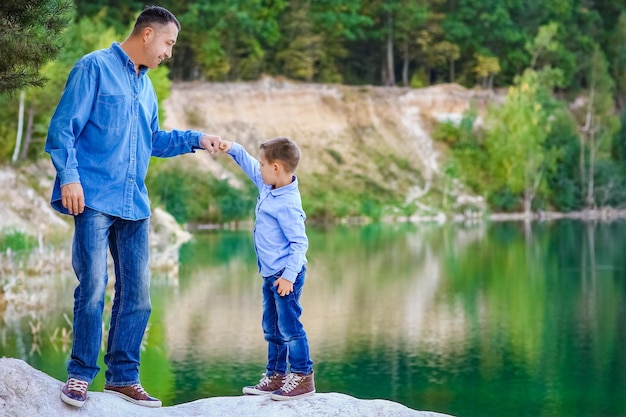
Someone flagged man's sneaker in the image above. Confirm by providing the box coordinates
[60,378,89,407]
[242,373,285,395]
[270,372,315,401]
[104,384,162,408]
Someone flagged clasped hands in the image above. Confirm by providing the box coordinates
[200,134,222,155]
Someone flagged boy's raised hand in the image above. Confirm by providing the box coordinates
[218,140,233,152]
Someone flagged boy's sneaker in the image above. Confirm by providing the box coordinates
[242,373,285,395]
[104,384,162,408]
[60,378,89,407]
[270,372,315,401]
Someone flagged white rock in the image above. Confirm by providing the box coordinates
[0,357,454,417]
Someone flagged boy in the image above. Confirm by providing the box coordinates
[218,137,315,400]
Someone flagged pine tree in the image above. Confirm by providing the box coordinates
[0,0,73,94]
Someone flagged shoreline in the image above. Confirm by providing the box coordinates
[187,208,626,231]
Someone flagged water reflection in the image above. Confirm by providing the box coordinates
[3,221,626,417]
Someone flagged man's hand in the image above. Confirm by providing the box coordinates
[274,277,294,297]
[61,182,85,215]
[200,134,221,155]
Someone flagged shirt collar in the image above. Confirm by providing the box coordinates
[269,176,299,196]
[111,42,149,77]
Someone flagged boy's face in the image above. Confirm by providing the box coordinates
[259,152,277,187]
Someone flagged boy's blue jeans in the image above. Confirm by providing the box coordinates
[262,266,313,375]
[67,207,151,386]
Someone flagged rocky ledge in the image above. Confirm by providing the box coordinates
[0,358,454,417]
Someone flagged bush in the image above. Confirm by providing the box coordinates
[0,228,36,252]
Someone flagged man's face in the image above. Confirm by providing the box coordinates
[143,22,179,69]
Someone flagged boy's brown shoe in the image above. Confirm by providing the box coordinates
[243,373,285,395]
[104,383,162,408]
[270,372,315,401]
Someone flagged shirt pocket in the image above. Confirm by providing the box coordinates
[92,94,127,129]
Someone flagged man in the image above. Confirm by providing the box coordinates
[45,6,220,408]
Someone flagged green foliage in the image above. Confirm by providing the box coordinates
[0,0,74,94]
[577,44,620,207]
[0,228,36,252]
[56,0,626,93]
[593,158,626,207]
[275,1,322,81]
[146,160,256,224]
[482,69,556,211]
[148,66,172,124]
[410,73,425,89]
[608,12,626,105]
[611,108,626,176]
[543,105,583,211]
[526,22,560,69]
[436,106,491,198]
[432,121,464,147]
[74,1,143,33]
[326,148,344,164]
[174,0,285,81]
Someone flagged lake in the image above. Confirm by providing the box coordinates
[2,219,626,417]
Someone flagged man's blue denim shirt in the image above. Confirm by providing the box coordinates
[45,42,204,220]
[227,142,308,283]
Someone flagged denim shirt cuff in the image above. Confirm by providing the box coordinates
[59,168,80,186]
[191,131,206,150]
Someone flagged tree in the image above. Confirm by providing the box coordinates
[275,1,322,81]
[10,14,117,162]
[432,41,461,83]
[0,0,74,94]
[607,12,626,108]
[484,69,555,214]
[396,0,430,85]
[175,1,284,81]
[413,7,454,85]
[473,54,500,89]
[442,0,526,86]
[578,45,619,208]
[526,22,560,70]
[308,0,371,83]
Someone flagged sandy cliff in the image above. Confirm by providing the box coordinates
[163,78,495,216]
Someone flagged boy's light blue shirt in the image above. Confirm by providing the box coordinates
[45,42,205,220]
[227,142,308,283]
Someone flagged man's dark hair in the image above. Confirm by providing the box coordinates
[132,5,180,35]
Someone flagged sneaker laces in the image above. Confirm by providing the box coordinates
[257,373,274,387]
[280,373,304,393]
[67,379,88,394]
[131,384,148,395]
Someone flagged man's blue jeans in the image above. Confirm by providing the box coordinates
[262,266,313,375]
[67,208,151,386]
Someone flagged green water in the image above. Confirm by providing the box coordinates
[2,220,626,417]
